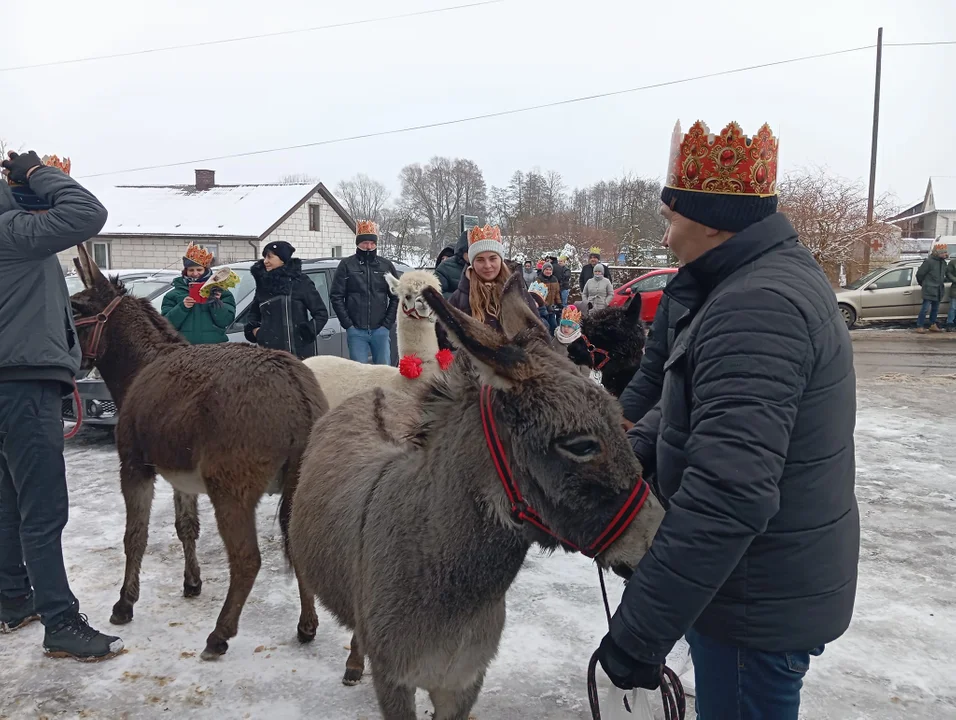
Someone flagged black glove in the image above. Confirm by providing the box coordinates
[1,151,44,185]
[207,288,223,308]
[297,321,317,343]
[596,633,661,691]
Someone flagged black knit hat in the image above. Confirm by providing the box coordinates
[660,186,778,233]
[263,240,296,263]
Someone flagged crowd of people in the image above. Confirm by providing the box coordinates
[1,114,863,720]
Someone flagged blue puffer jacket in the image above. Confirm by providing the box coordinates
[615,213,859,662]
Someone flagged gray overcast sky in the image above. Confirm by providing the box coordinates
[3,0,954,206]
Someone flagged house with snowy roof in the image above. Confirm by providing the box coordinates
[60,169,357,272]
[889,176,956,242]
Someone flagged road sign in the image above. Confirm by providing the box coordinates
[617,253,626,264]
[461,215,479,235]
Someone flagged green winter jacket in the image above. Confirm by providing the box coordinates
[916,254,948,302]
[161,275,236,344]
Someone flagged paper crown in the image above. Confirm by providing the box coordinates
[468,224,502,244]
[356,220,378,236]
[528,281,548,301]
[588,247,602,256]
[933,242,949,252]
[560,305,582,328]
[184,242,215,267]
[6,153,71,186]
[666,120,778,197]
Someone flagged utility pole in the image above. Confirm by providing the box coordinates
[863,26,883,274]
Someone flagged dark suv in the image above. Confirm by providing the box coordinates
[64,257,409,428]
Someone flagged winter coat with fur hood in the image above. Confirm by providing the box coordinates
[244,258,329,359]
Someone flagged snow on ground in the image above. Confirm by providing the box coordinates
[2,380,956,719]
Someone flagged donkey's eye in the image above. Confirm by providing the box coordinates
[555,437,601,460]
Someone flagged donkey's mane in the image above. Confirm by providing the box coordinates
[109,277,186,347]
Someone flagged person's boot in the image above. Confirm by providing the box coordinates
[916,327,928,334]
[945,325,955,333]
[929,324,942,333]
[0,592,40,632]
[43,613,124,662]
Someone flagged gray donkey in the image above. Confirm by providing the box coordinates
[288,274,665,720]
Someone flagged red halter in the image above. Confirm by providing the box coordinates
[73,296,123,362]
[580,333,611,371]
[478,385,650,558]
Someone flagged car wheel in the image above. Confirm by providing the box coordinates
[839,303,857,329]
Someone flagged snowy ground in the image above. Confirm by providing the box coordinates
[2,379,956,719]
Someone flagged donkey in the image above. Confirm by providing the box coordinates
[69,246,327,660]
[567,293,646,397]
[288,273,665,720]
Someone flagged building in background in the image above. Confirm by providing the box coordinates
[889,176,956,241]
[60,169,356,271]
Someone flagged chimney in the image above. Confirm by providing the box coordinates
[195,169,215,191]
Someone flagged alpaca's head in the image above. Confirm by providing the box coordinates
[387,270,443,323]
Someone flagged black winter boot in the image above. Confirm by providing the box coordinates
[0,592,39,632]
[43,613,124,662]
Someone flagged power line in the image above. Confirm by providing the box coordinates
[77,38,956,180]
[0,0,507,73]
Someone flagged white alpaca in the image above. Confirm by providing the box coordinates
[303,270,450,409]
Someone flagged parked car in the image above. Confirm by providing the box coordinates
[834,259,951,329]
[65,268,179,298]
[608,268,678,322]
[64,258,410,427]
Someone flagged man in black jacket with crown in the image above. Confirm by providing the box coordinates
[595,120,859,720]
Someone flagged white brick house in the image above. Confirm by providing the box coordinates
[59,169,356,272]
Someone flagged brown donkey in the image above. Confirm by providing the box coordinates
[70,246,327,660]
[288,274,665,720]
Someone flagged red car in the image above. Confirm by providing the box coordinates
[608,268,678,322]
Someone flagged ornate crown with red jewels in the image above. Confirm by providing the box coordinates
[356,220,378,236]
[666,120,778,197]
[468,224,502,244]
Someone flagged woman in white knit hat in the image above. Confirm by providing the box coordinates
[448,224,538,330]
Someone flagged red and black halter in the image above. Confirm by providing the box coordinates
[580,334,611,372]
[73,296,123,363]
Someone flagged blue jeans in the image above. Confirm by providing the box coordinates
[917,299,941,328]
[561,289,570,306]
[686,627,823,720]
[0,381,79,627]
[347,326,391,365]
[947,300,956,326]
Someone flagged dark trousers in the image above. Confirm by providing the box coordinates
[686,627,824,720]
[0,380,78,627]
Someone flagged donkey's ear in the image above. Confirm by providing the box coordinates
[624,291,642,320]
[385,273,400,296]
[76,243,108,289]
[499,272,550,343]
[421,286,533,388]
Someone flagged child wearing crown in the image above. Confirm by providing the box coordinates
[161,242,237,345]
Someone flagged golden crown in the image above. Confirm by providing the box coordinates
[560,305,582,325]
[468,224,502,244]
[356,220,378,236]
[589,246,602,255]
[184,242,215,267]
[42,154,71,175]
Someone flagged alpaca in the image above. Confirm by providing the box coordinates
[303,270,452,409]
[566,293,646,397]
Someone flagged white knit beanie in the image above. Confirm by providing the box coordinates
[468,224,506,264]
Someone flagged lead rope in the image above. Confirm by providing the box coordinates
[63,381,83,440]
[588,567,686,720]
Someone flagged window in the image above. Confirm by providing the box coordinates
[632,274,671,293]
[309,205,321,232]
[331,246,342,258]
[869,268,913,290]
[306,271,335,318]
[89,241,110,269]
[203,243,219,263]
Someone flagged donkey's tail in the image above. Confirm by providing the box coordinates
[277,459,298,572]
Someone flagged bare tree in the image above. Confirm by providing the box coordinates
[399,157,487,257]
[778,167,897,284]
[278,173,319,184]
[337,173,391,225]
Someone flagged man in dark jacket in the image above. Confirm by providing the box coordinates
[579,249,612,290]
[330,221,398,364]
[0,151,124,660]
[916,242,948,333]
[597,120,858,720]
[436,230,468,299]
[555,255,572,305]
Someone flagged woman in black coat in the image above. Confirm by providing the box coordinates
[243,240,329,359]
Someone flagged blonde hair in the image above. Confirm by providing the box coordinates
[468,263,511,324]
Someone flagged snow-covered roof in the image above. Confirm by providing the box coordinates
[928,176,956,212]
[86,181,353,238]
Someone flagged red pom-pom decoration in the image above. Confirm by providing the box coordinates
[398,354,423,379]
[436,349,454,371]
